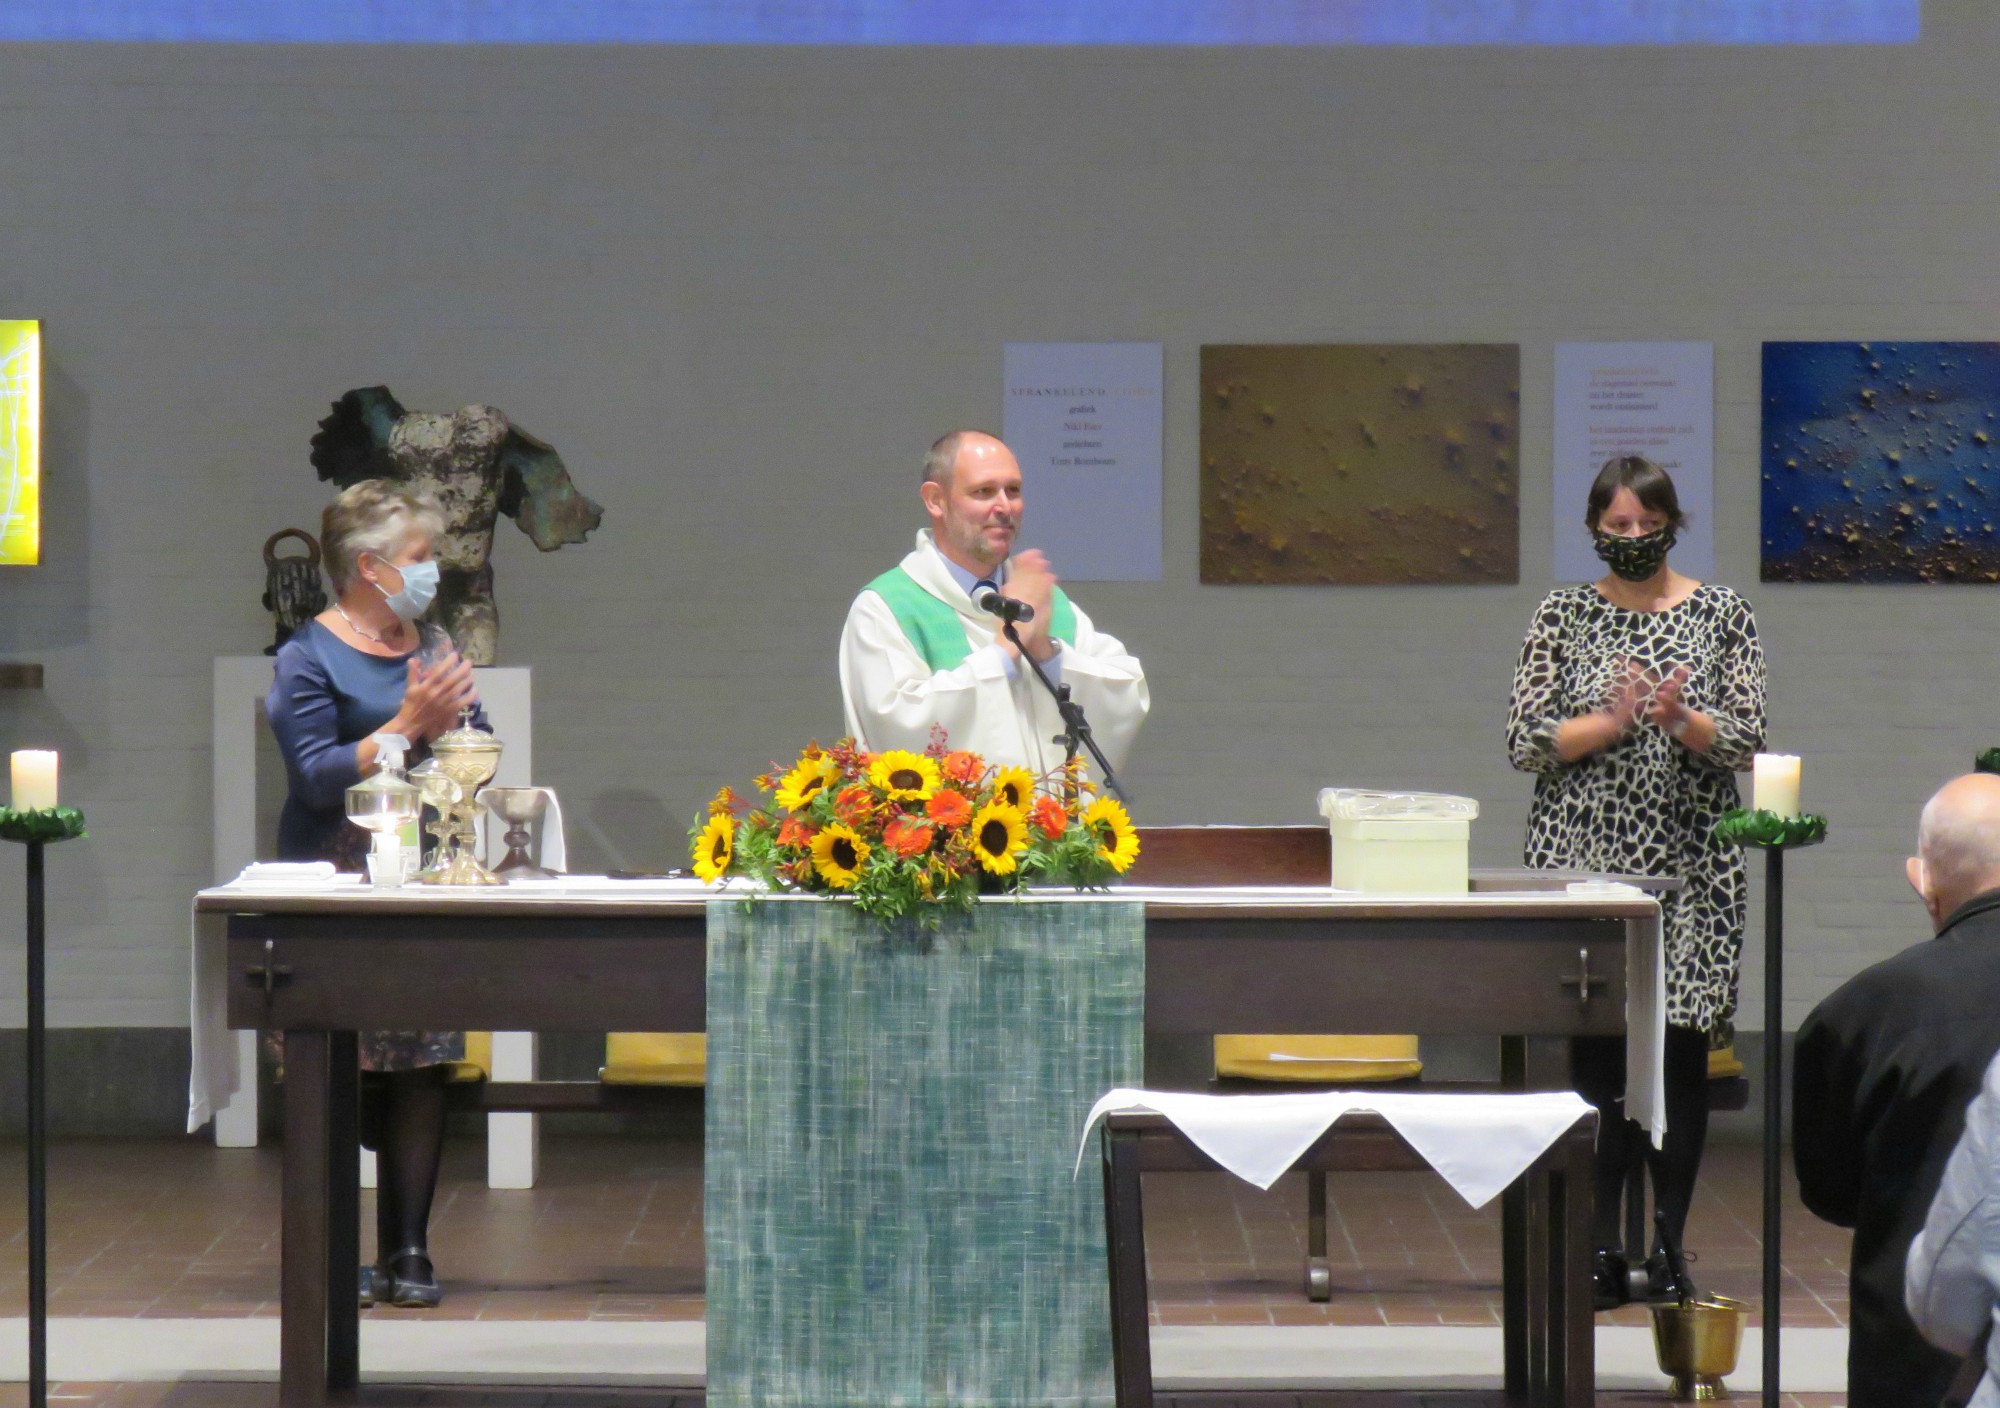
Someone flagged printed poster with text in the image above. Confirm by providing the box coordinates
[1552,342,1714,583]
[1003,342,1162,581]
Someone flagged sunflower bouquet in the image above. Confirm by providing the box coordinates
[689,734,1139,927]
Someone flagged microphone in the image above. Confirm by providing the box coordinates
[973,586,1036,624]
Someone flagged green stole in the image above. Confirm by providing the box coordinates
[866,565,1077,671]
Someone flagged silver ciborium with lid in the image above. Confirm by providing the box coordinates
[418,708,504,886]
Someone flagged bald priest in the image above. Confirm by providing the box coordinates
[839,430,1150,776]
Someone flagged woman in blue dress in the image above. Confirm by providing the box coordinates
[267,479,482,1309]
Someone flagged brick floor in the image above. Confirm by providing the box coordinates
[0,1133,1853,1402]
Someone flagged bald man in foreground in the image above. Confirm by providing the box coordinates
[1794,774,2000,1408]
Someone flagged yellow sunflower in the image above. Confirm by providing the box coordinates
[775,754,840,812]
[691,814,734,883]
[810,823,871,890]
[970,802,1029,876]
[1083,797,1140,874]
[991,767,1037,812]
[868,750,941,802]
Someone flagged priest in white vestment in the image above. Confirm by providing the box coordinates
[839,429,1149,777]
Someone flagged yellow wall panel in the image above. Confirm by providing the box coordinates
[0,321,41,567]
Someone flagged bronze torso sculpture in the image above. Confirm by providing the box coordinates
[310,387,603,664]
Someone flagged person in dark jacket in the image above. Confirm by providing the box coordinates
[1794,773,2000,1408]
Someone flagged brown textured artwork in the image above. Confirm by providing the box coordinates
[1200,344,1520,584]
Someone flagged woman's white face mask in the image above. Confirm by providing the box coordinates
[367,554,440,622]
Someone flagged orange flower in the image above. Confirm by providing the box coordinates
[884,814,933,859]
[777,816,817,849]
[833,785,875,825]
[926,789,974,828]
[940,750,984,785]
[1029,795,1069,840]
[708,786,742,817]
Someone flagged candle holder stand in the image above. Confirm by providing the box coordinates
[1715,807,1826,1408]
[0,805,87,1408]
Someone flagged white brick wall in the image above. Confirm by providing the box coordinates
[0,10,1993,1027]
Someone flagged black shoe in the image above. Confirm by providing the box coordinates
[1592,1249,1630,1311]
[1645,1246,1697,1302]
[387,1247,442,1309]
[359,1263,389,1308]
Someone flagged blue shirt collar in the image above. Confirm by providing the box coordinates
[937,548,1005,601]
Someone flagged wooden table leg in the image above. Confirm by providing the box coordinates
[1536,1159,1561,1408]
[326,1032,360,1395]
[1102,1128,1154,1408]
[1559,1121,1597,1408]
[1305,1169,1331,1301]
[1500,1036,1528,1397]
[281,1031,332,1408]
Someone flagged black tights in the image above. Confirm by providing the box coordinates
[359,1066,450,1267]
[1571,1025,1712,1256]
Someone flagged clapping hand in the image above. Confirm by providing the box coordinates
[398,650,479,741]
[1606,659,1653,735]
[1644,664,1694,736]
[1001,549,1060,662]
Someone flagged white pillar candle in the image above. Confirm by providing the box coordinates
[10,750,57,811]
[1752,754,1801,817]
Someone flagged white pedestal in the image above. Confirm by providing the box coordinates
[209,656,541,1189]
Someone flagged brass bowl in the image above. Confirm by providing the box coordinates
[1650,1294,1749,1401]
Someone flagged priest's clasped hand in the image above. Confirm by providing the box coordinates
[998,550,1059,664]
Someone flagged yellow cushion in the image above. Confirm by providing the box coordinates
[1708,1044,1744,1081]
[446,1030,493,1084]
[601,1032,707,1087]
[1215,1034,1422,1083]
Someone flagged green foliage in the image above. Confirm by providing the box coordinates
[0,807,87,844]
[1713,808,1827,850]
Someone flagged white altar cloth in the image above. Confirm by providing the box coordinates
[1079,1087,1597,1208]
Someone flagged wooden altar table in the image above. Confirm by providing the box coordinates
[191,876,1661,1407]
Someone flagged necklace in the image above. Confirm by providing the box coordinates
[335,601,404,648]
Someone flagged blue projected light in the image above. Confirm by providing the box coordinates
[0,1,1919,45]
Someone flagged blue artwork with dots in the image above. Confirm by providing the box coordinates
[0,1,1918,44]
[1762,342,2000,583]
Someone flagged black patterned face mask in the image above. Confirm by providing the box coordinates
[1592,524,1677,582]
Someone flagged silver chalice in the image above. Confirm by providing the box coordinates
[480,787,557,880]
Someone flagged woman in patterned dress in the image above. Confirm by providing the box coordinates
[267,480,483,1310]
[1506,456,1768,1309]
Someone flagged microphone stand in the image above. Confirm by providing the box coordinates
[1002,620,1129,804]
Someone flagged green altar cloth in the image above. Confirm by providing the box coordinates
[705,896,1145,1408]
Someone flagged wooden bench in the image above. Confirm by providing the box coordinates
[1098,1105,1599,1408]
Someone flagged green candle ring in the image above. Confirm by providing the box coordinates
[0,807,88,845]
[1715,808,1827,850]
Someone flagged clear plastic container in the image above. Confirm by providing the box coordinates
[1316,788,1479,894]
